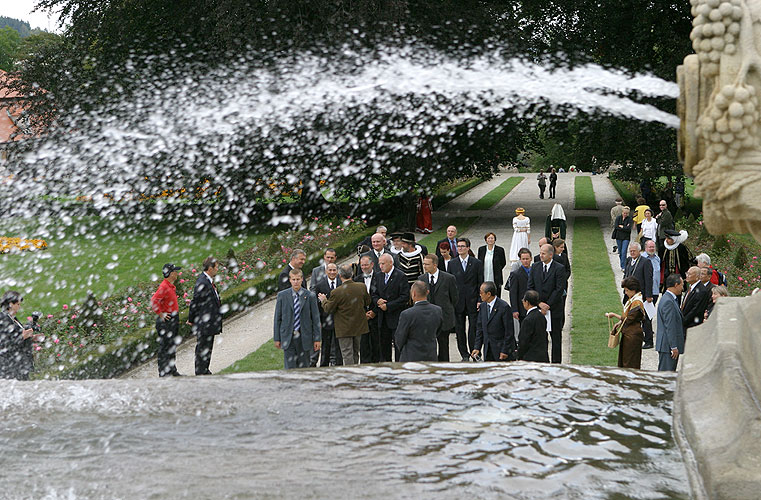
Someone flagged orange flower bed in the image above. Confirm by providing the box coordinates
[0,237,48,253]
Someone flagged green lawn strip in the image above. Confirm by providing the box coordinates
[220,341,283,374]
[418,217,479,249]
[467,177,523,210]
[432,177,485,210]
[570,217,621,366]
[574,176,598,210]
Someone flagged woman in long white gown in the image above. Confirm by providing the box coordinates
[509,207,531,264]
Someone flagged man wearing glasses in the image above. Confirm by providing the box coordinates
[655,200,674,256]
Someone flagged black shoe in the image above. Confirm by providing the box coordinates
[613,246,617,253]
[461,356,469,362]
[642,343,654,349]
[196,369,212,375]
[170,371,183,376]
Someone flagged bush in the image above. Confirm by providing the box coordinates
[734,246,748,268]
[713,237,730,254]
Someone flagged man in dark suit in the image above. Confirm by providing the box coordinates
[471,282,516,361]
[313,263,343,366]
[449,237,484,361]
[309,248,337,293]
[508,248,532,324]
[657,273,685,371]
[533,237,549,263]
[699,267,715,294]
[682,266,711,333]
[420,253,458,361]
[372,253,410,362]
[361,232,395,273]
[623,242,653,305]
[527,244,567,364]
[517,290,550,362]
[395,281,443,362]
[273,268,321,369]
[435,225,458,261]
[278,249,309,291]
[188,256,223,375]
[355,255,380,363]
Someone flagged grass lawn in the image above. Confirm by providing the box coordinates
[467,177,523,210]
[611,176,702,214]
[570,217,621,366]
[220,340,283,373]
[419,217,479,249]
[432,177,485,210]
[0,217,274,314]
[574,176,597,210]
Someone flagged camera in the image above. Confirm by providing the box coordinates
[25,311,42,333]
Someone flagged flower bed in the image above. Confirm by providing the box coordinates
[0,237,48,253]
[33,216,371,379]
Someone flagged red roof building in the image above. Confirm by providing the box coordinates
[0,69,30,162]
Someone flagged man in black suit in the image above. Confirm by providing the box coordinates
[313,263,343,366]
[361,232,395,273]
[395,281,443,362]
[527,244,567,363]
[188,256,223,375]
[449,237,484,361]
[533,237,549,263]
[517,290,550,362]
[309,248,337,293]
[507,248,532,324]
[420,253,459,361]
[355,255,380,363]
[682,266,711,334]
[278,249,309,291]
[623,242,653,305]
[435,225,458,261]
[372,253,410,362]
[471,282,516,361]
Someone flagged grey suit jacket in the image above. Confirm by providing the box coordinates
[395,300,442,362]
[419,271,458,331]
[309,264,326,293]
[656,291,685,354]
[274,287,321,351]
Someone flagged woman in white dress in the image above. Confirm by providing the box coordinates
[640,209,658,246]
[509,207,531,264]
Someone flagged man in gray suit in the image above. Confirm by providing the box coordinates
[656,273,685,371]
[395,281,443,362]
[274,268,322,369]
[419,253,458,361]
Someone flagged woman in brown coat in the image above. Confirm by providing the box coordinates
[605,277,645,369]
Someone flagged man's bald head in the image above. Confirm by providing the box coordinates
[379,253,394,273]
[371,233,386,251]
[540,244,555,264]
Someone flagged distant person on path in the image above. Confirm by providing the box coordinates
[396,232,425,285]
[355,255,380,363]
[640,179,652,206]
[314,263,342,366]
[420,254,458,361]
[642,240,661,349]
[415,195,433,234]
[274,268,321,369]
[508,248,532,324]
[361,233,393,273]
[610,198,624,253]
[436,225,458,261]
[537,171,547,199]
[189,257,222,375]
[527,244,567,363]
[0,291,42,380]
[605,277,645,369]
[660,229,694,288]
[612,206,633,271]
[309,248,337,293]
[278,249,308,292]
[633,197,650,235]
[655,200,674,255]
[478,232,507,297]
[395,281,443,362]
[640,209,658,246]
[471,282,516,362]
[674,177,686,208]
[151,263,182,377]
[509,208,530,264]
[517,290,549,362]
[704,285,728,321]
[372,254,410,362]
[549,168,558,199]
[545,204,567,241]
[438,241,454,272]
[657,274,685,371]
[450,238,484,361]
[681,266,711,334]
[320,265,371,365]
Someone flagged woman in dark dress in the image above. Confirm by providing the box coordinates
[605,277,645,369]
[0,291,39,380]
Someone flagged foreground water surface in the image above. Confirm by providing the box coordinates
[0,363,687,499]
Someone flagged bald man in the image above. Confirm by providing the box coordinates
[361,232,394,273]
[371,253,410,361]
[436,225,458,260]
[527,244,567,363]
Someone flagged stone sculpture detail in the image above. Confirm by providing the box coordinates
[678,0,761,241]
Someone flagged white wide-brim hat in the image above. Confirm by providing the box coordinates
[664,230,688,250]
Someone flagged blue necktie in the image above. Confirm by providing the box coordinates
[462,258,467,271]
[384,273,390,284]
[293,292,301,331]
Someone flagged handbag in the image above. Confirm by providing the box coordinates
[607,315,622,348]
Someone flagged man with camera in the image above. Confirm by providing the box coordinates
[151,263,183,377]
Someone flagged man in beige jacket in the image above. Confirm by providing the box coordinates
[319,265,371,364]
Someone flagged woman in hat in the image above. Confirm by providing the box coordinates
[545,203,567,241]
[660,229,694,291]
[509,208,530,265]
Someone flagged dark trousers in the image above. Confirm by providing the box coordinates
[379,322,395,362]
[658,351,678,371]
[550,314,563,363]
[194,333,215,375]
[642,295,658,345]
[156,315,179,376]
[284,335,310,369]
[319,328,343,366]
[437,329,452,362]
[549,183,556,198]
[360,318,380,363]
[455,311,477,360]
[539,186,546,199]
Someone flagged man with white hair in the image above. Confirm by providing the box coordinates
[623,242,653,305]
[696,252,725,286]
[681,266,711,334]
[642,240,661,349]
[361,232,393,273]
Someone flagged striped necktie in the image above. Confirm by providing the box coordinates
[293,291,301,331]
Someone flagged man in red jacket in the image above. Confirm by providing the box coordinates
[151,263,182,377]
